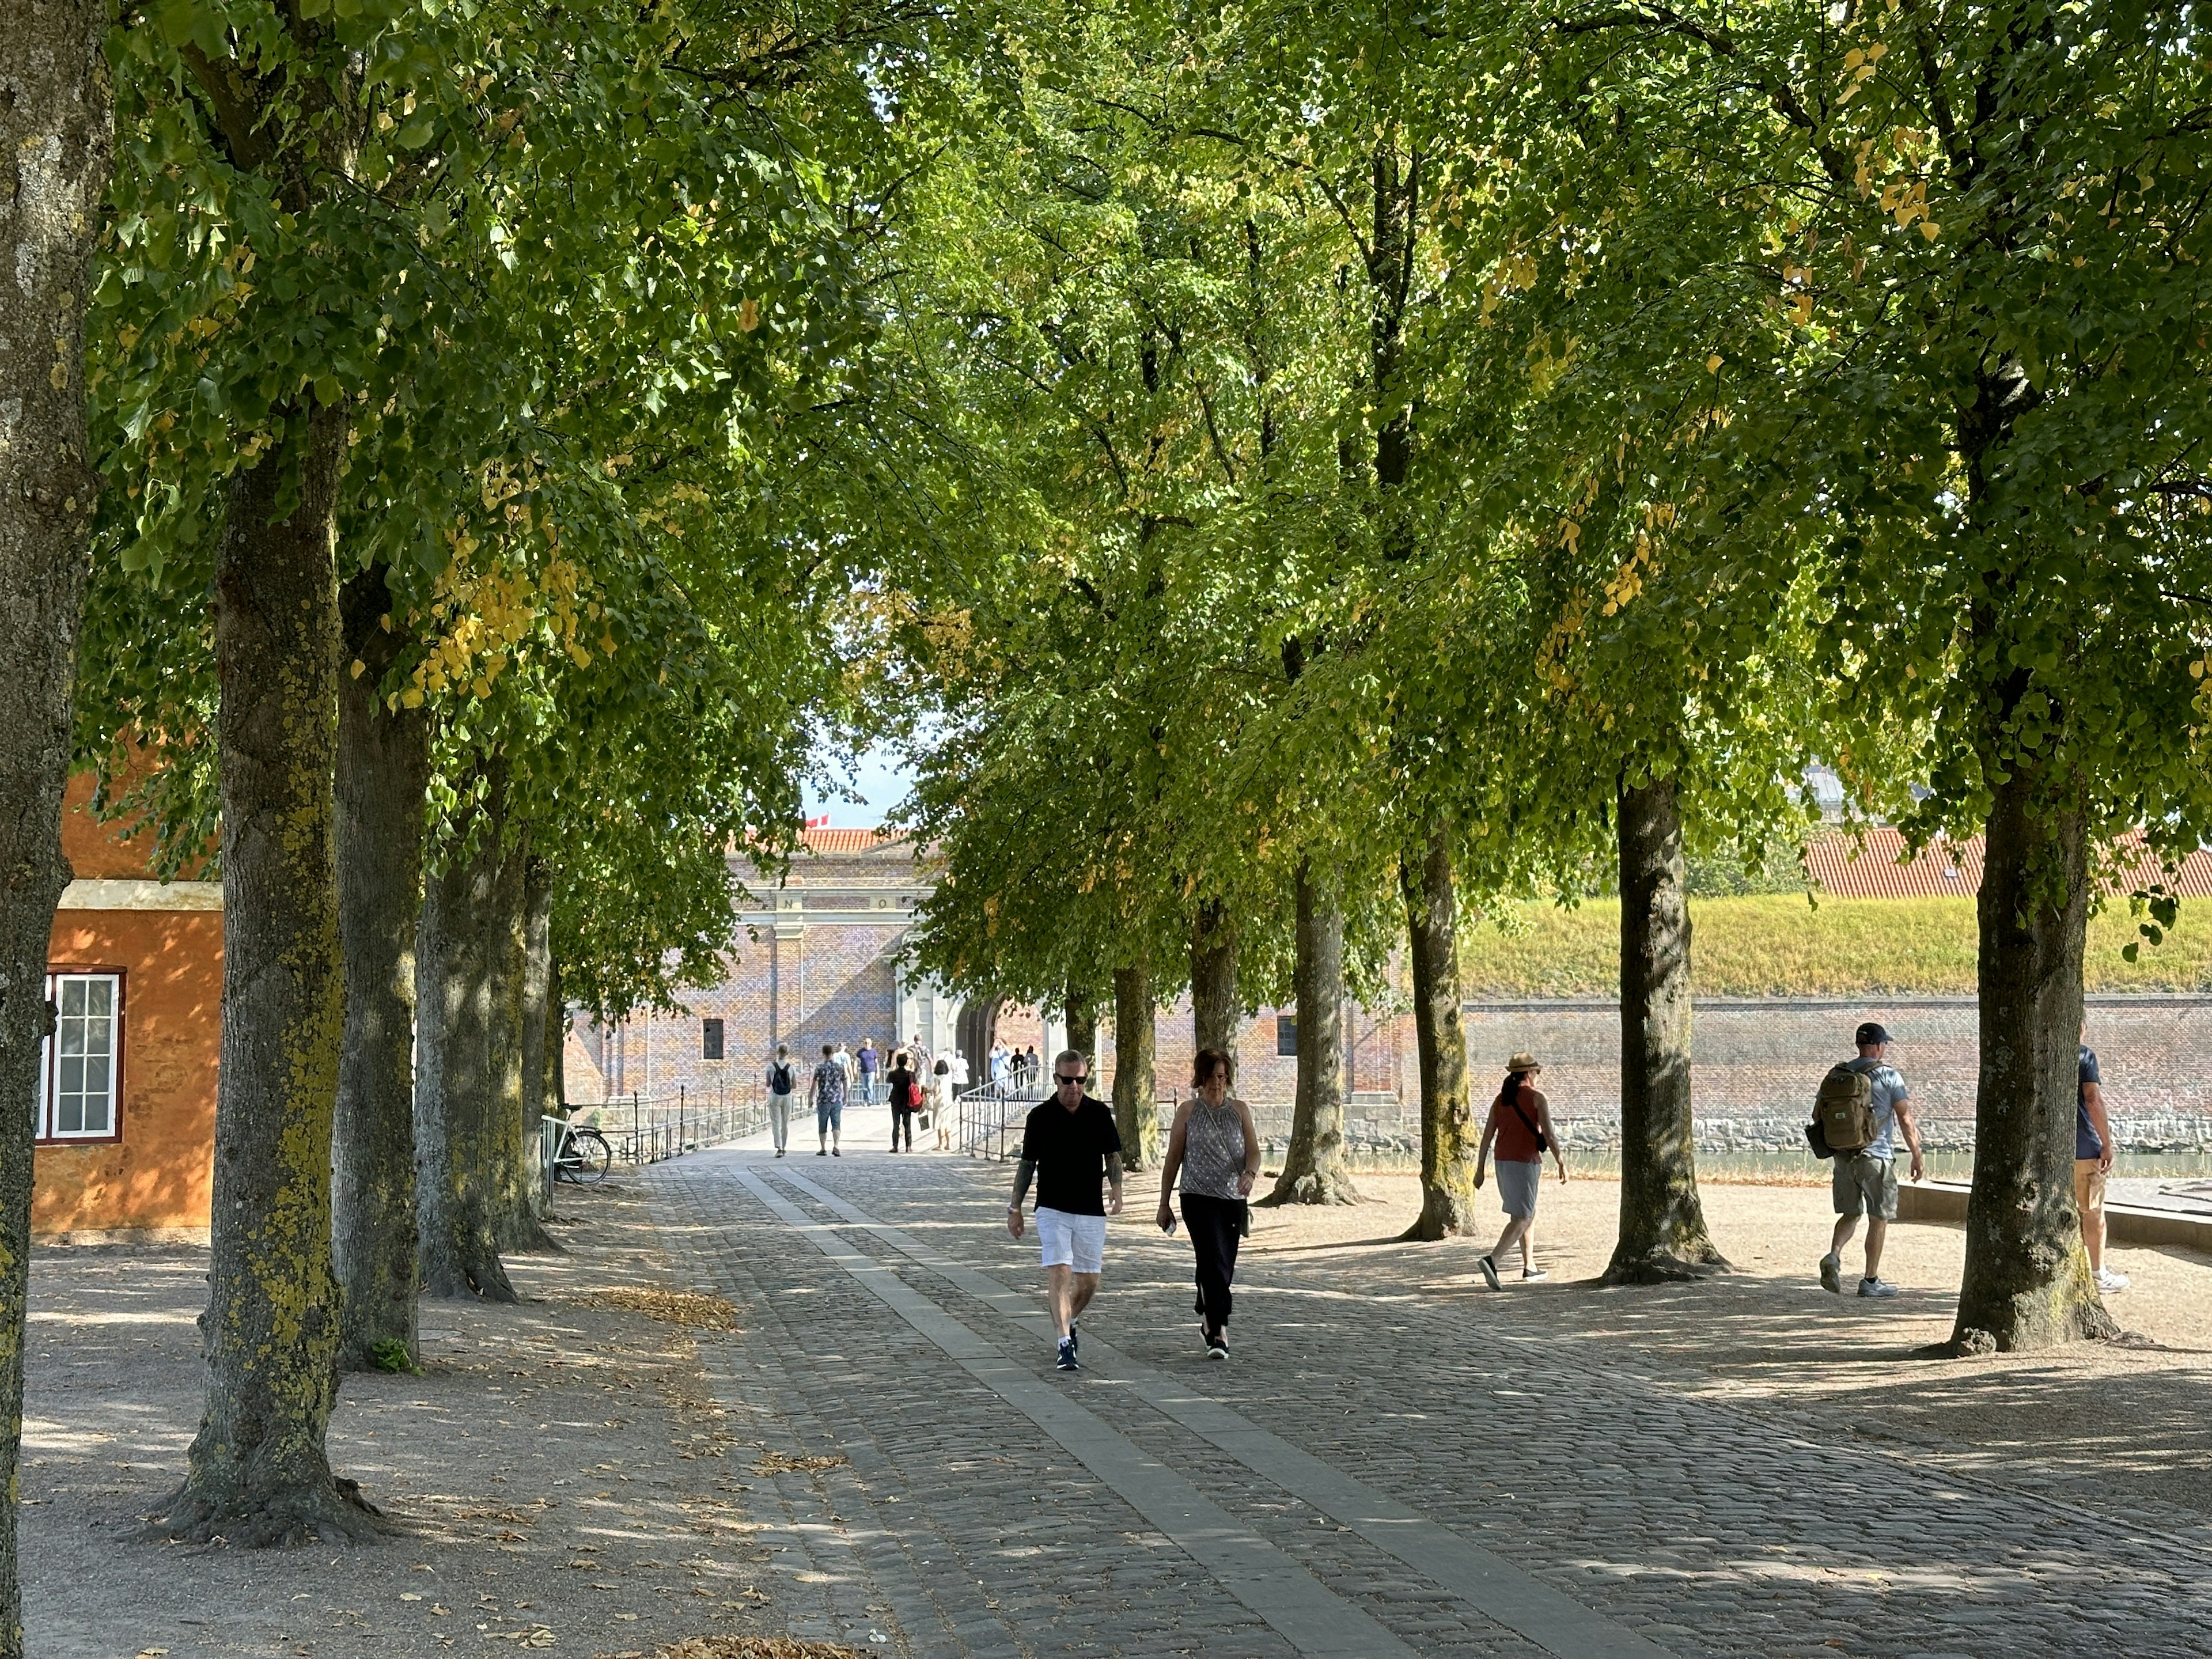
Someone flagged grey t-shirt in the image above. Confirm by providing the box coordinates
[1844,1056,1909,1159]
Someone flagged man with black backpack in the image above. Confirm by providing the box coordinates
[1817,1022,1925,1299]
[764,1043,799,1158]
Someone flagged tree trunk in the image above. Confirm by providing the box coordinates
[0,3,112,1628]
[1263,859,1359,1206]
[332,573,428,1373]
[1065,979,1098,1075]
[1111,964,1158,1170]
[1399,831,1479,1241]
[415,769,520,1303]
[1952,767,2115,1351]
[546,949,569,1116]
[1606,776,1728,1283]
[494,840,554,1253]
[154,406,381,1546]
[516,859,556,1226]
[1190,901,1240,1059]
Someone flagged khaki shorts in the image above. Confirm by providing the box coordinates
[1832,1152,1898,1221]
[2074,1158,2107,1215]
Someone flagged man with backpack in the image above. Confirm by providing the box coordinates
[1817,1022,1925,1299]
[764,1044,799,1158]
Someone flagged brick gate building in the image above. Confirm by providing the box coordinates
[571,827,1418,1122]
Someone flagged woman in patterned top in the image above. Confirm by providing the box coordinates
[1156,1047,1261,1359]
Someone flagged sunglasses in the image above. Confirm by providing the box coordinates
[1055,1073,1088,1086]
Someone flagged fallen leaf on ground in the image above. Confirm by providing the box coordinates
[750,1450,847,1476]
[575,1288,743,1331]
[595,1639,872,1659]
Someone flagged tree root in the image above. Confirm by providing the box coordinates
[1397,1193,1483,1242]
[1257,1168,1362,1207]
[146,1474,386,1547]
[1599,1241,1733,1286]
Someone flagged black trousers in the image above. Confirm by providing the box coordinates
[889,1107,915,1150]
[1182,1193,1244,1338]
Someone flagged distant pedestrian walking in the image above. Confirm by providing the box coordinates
[932,1057,956,1151]
[858,1039,881,1105]
[990,1041,1010,1086]
[887,1050,921,1152]
[2077,1025,2127,1292]
[1816,1022,1923,1298]
[1007,1051,1124,1372]
[810,1044,846,1157]
[1157,1048,1260,1359]
[1474,1053,1568,1289]
[764,1044,798,1157]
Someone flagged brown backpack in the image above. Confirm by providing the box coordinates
[1815,1063,1877,1154]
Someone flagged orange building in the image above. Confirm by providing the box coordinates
[36,775,220,1240]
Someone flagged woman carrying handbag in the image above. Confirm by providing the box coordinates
[1473,1051,1569,1289]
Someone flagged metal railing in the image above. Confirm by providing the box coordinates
[567,1085,769,1169]
[955,1081,1185,1161]
[956,1080,1047,1160]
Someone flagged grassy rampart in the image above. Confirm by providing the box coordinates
[1461,895,2212,998]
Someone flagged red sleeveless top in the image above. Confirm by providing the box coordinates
[1494,1080,1543,1162]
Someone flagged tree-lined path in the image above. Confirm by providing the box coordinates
[657,1144,2212,1659]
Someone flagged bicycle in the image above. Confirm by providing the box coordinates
[546,1112,613,1184]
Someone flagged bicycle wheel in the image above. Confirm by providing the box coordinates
[566,1127,613,1183]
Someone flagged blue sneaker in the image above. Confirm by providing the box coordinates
[1056,1338,1078,1373]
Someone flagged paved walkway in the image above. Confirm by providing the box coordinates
[658,1142,2212,1659]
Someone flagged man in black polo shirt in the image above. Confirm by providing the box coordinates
[1007,1050,1123,1372]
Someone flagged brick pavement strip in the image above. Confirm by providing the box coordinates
[730,1162,1425,1659]
[764,1162,1671,1659]
[658,1147,2212,1659]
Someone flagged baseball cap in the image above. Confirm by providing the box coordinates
[1855,1022,1891,1046]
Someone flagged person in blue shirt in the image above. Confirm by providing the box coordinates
[2076,1028,2127,1293]
[1820,1022,1926,1299]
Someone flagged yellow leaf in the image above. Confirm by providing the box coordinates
[1919,221,1941,240]
[738,298,760,332]
[349,658,367,679]
[1706,354,1724,373]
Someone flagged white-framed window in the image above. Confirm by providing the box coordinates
[37,972,122,1142]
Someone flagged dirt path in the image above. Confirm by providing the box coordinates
[23,1179,823,1659]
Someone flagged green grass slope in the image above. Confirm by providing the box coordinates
[1462,895,2212,999]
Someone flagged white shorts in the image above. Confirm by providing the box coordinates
[1034,1207,1107,1274]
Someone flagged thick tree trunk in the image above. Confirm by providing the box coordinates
[332,574,428,1373]
[1399,831,1479,1241]
[415,769,520,1303]
[0,3,112,1627]
[516,859,556,1227]
[1952,768,2115,1351]
[1606,777,1728,1283]
[1065,979,1098,1075]
[1111,964,1158,1170]
[493,837,554,1253]
[1190,901,1240,1059]
[155,407,380,1546]
[1263,859,1359,1206]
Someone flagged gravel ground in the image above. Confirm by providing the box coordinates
[22,1179,821,1659]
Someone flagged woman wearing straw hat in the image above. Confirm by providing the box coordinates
[1474,1051,1569,1289]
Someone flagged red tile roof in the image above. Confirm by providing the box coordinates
[1807,827,2212,899]
[801,826,907,856]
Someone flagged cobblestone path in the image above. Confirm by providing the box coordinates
[659,1147,2212,1659]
